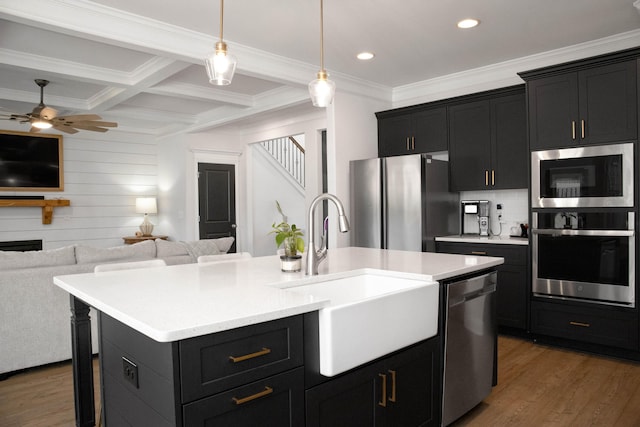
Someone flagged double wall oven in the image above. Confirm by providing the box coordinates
[531,142,635,307]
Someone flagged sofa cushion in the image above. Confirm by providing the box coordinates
[155,239,189,258]
[182,237,235,259]
[0,245,76,271]
[75,240,156,264]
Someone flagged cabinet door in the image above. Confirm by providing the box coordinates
[380,339,440,427]
[412,107,448,153]
[305,361,380,427]
[183,367,305,426]
[579,60,637,145]
[448,100,492,191]
[378,115,412,157]
[491,93,528,189]
[527,73,579,150]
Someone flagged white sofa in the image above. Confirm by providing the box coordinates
[0,237,234,376]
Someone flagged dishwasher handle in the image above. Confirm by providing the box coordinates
[448,283,496,308]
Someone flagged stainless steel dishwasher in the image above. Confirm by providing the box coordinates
[442,270,497,426]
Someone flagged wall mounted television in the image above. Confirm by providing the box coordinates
[0,130,64,191]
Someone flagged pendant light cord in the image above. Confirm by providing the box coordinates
[219,0,225,42]
[319,0,325,72]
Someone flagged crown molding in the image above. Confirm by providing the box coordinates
[393,29,640,107]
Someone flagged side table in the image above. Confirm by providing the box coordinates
[122,235,168,245]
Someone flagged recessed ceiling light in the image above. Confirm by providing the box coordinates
[457,18,479,29]
[357,52,375,61]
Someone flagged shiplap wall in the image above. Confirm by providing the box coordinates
[0,128,158,249]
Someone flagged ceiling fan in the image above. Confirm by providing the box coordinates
[0,79,118,134]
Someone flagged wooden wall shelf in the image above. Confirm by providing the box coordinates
[0,199,71,224]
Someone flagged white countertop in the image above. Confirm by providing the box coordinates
[54,247,503,343]
[436,235,529,245]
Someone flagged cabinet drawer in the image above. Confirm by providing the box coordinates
[183,367,304,426]
[531,300,638,350]
[180,315,304,402]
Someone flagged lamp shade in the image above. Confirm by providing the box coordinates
[135,197,157,214]
[205,43,237,85]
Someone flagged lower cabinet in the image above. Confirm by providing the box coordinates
[436,241,529,330]
[530,299,639,351]
[305,338,441,427]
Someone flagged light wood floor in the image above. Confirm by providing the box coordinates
[1,336,640,426]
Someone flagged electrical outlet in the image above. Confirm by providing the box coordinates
[122,357,139,388]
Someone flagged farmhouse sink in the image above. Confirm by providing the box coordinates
[287,270,439,376]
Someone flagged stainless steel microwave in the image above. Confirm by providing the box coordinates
[531,143,634,208]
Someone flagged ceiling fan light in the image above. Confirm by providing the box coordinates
[205,42,237,85]
[32,119,52,129]
[308,71,336,107]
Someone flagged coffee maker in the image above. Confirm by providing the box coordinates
[461,200,490,236]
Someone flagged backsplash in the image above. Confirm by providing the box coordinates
[459,188,529,237]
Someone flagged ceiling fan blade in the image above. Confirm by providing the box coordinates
[52,123,79,134]
[83,120,118,127]
[68,123,110,132]
[55,114,103,122]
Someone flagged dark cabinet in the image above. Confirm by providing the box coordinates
[100,313,305,426]
[530,299,638,351]
[305,338,440,427]
[377,107,447,156]
[448,90,527,191]
[524,59,637,150]
[436,241,529,330]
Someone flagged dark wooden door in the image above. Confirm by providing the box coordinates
[527,72,579,150]
[579,60,637,145]
[448,100,492,191]
[198,163,236,252]
[491,92,528,190]
[378,114,412,157]
[412,107,448,153]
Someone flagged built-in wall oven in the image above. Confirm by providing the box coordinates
[531,142,635,307]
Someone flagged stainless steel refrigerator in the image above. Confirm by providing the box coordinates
[350,154,459,252]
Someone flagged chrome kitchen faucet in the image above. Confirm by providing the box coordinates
[305,193,350,275]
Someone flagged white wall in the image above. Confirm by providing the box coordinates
[0,123,159,249]
[251,146,305,256]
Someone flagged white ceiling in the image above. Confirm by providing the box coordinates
[1,0,640,136]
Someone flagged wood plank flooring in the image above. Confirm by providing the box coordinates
[1,336,640,426]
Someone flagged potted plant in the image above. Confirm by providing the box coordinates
[270,201,304,272]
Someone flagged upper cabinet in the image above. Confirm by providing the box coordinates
[448,88,528,191]
[520,52,638,151]
[377,106,447,157]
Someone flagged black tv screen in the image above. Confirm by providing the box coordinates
[0,130,63,191]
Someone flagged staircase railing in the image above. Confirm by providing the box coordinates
[260,136,305,188]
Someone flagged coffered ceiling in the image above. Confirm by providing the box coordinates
[1,0,639,136]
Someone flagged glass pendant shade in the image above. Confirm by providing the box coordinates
[205,41,237,85]
[308,71,336,107]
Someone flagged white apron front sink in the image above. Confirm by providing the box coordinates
[287,270,439,376]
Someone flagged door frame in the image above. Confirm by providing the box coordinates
[189,149,242,244]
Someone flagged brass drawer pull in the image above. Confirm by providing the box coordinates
[471,251,487,255]
[572,121,576,139]
[570,321,590,328]
[388,370,397,403]
[485,170,489,186]
[581,120,585,139]
[229,347,271,363]
[232,386,273,405]
[378,373,387,407]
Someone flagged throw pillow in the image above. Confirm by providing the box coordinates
[182,237,235,260]
[155,239,189,258]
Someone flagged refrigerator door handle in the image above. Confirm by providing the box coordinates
[381,159,388,249]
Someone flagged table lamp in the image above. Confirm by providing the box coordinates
[135,197,157,236]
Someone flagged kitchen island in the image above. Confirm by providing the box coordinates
[54,247,503,426]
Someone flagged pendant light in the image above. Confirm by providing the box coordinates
[204,0,237,85]
[308,0,335,107]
